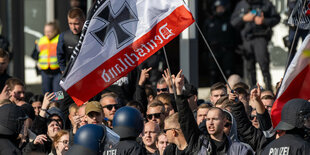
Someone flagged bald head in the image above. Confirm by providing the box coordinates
[143,122,160,150]
[227,74,242,93]
[145,122,160,132]
[228,74,242,87]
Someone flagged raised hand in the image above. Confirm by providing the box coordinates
[138,67,152,86]
[249,83,265,114]
[0,85,11,101]
[250,83,261,102]
[33,134,48,145]
[254,12,264,25]
[39,92,55,117]
[243,12,255,22]
[162,68,174,93]
[72,115,82,134]
[229,90,239,104]
[174,70,184,95]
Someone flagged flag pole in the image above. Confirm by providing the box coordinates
[284,0,307,73]
[194,22,233,91]
[180,0,233,91]
[276,0,307,99]
[162,46,178,100]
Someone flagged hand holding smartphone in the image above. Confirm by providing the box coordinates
[51,91,64,101]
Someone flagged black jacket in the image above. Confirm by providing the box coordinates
[262,134,310,155]
[57,30,80,72]
[230,102,274,154]
[0,138,21,155]
[103,139,146,155]
[170,95,253,155]
[231,0,280,41]
[22,136,54,154]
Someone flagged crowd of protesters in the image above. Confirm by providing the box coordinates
[0,0,310,155]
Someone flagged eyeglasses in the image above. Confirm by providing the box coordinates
[58,140,69,146]
[147,113,162,120]
[102,104,121,111]
[250,114,257,120]
[163,128,179,133]
[157,88,168,92]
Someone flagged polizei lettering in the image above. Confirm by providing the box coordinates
[268,147,290,155]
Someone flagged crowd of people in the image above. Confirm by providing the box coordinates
[0,64,309,154]
[0,0,310,154]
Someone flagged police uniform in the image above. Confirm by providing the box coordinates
[231,0,280,90]
[262,134,310,155]
[262,99,310,155]
[103,107,146,155]
[104,139,146,155]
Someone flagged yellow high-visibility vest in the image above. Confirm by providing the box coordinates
[38,35,60,70]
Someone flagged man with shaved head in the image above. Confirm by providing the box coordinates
[142,122,160,154]
[173,70,253,154]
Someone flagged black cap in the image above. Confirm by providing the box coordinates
[274,99,310,131]
[0,104,26,135]
[46,107,65,128]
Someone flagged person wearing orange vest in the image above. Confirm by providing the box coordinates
[36,22,62,93]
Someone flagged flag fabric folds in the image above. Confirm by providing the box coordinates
[60,0,195,105]
[271,34,310,127]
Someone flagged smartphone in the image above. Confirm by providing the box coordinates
[52,91,64,101]
[251,9,257,15]
[251,9,261,16]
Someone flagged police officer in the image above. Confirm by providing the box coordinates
[262,99,310,154]
[104,106,146,155]
[0,102,27,154]
[204,0,237,84]
[67,124,120,155]
[231,0,280,91]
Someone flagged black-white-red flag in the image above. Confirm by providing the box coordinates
[60,0,194,105]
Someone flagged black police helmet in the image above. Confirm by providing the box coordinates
[112,106,144,139]
[66,124,105,155]
[0,103,26,137]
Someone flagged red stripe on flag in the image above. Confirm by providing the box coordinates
[66,5,194,105]
[271,65,310,127]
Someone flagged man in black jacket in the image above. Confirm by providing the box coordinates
[57,8,85,73]
[229,84,275,154]
[231,0,280,90]
[164,70,253,155]
[262,99,310,154]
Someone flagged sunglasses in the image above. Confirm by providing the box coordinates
[250,114,257,120]
[102,104,121,111]
[147,113,162,120]
[157,88,168,92]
